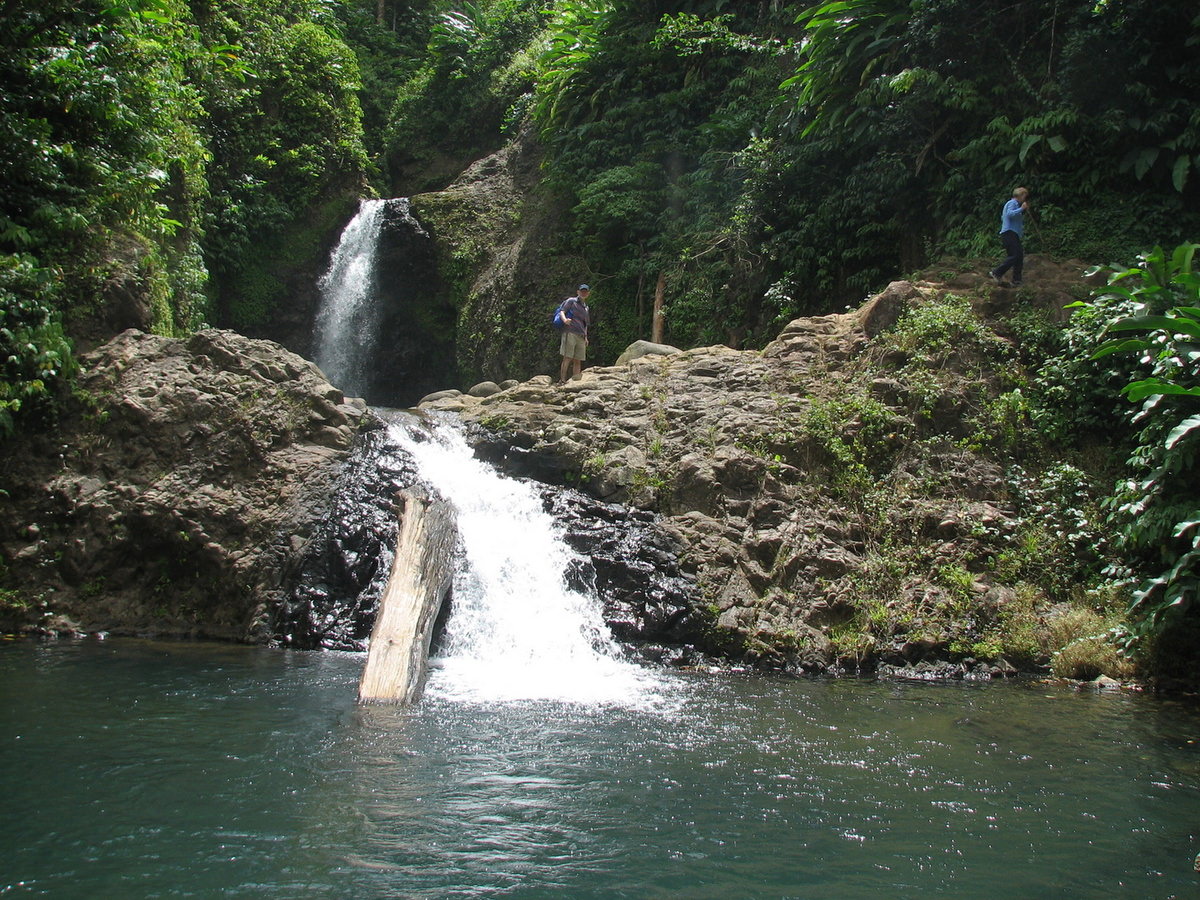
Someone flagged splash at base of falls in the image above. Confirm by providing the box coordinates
[390,416,675,708]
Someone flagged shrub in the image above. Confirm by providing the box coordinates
[1046,607,1134,680]
[0,255,75,436]
[1084,243,1200,654]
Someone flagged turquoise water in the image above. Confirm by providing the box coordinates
[2,638,1199,898]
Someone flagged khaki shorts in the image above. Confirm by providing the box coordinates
[560,331,587,360]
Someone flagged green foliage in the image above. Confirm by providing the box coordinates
[1022,290,1151,449]
[200,3,370,327]
[884,293,1009,370]
[0,256,76,435]
[382,0,551,189]
[1085,243,1200,652]
[775,0,1200,299]
[799,391,902,499]
[531,2,797,353]
[0,0,380,428]
[331,1,439,165]
[523,1,1199,360]
[0,0,212,341]
[1045,606,1134,681]
[996,462,1114,600]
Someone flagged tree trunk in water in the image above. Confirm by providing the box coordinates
[358,489,456,704]
[652,271,666,344]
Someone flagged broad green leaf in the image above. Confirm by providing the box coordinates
[1166,414,1200,450]
[1171,242,1198,275]
[1018,133,1041,164]
[1091,337,1151,359]
[1172,155,1191,193]
[1107,315,1200,339]
[1124,380,1200,402]
[1135,146,1159,179]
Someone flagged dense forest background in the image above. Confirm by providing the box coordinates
[1,0,1198,669]
[5,1,1197,378]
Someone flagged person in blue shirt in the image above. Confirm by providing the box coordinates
[989,187,1030,287]
[558,284,591,383]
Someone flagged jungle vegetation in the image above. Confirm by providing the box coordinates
[0,0,1197,669]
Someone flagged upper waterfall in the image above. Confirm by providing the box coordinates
[312,198,451,407]
[313,198,390,398]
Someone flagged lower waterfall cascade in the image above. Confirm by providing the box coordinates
[389,416,674,707]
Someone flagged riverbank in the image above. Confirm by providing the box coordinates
[423,258,1138,684]
[0,260,1160,687]
[0,329,378,642]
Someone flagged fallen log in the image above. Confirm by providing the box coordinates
[357,488,456,704]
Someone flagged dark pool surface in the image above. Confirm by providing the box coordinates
[2,638,1199,898]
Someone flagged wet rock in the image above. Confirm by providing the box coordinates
[1087,674,1123,691]
[274,423,423,650]
[540,485,703,651]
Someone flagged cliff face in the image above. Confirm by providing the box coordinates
[424,261,1111,678]
[410,126,588,387]
[0,329,376,641]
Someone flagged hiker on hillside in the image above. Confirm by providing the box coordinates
[558,283,591,383]
[989,186,1030,287]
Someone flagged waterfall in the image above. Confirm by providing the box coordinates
[389,416,671,707]
[313,198,390,398]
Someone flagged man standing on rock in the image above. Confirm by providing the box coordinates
[989,186,1030,287]
[558,283,591,383]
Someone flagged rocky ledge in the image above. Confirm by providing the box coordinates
[422,263,1108,679]
[0,329,376,641]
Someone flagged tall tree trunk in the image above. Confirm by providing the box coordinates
[377,0,385,26]
[651,271,666,344]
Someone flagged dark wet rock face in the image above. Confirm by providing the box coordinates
[539,485,705,664]
[273,425,418,650]
[363,201,458,408]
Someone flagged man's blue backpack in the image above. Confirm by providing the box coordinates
[552,300,567,330]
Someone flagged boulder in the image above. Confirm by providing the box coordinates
[419,388,463,404]
[0,329,379,641]
[468,381,502,397]
[616,340,682,365]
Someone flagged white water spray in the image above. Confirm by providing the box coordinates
[313,198,390,397]
[389,417,671,707]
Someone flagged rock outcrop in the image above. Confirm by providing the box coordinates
[0,329,377,640]
[424,266,1096,676]
[410,125,588,385]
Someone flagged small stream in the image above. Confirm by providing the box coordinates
[2,639,1199,898]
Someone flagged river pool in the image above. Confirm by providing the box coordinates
[2,638,1199,898]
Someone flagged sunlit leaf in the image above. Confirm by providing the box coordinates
[1166,415,1200,450]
